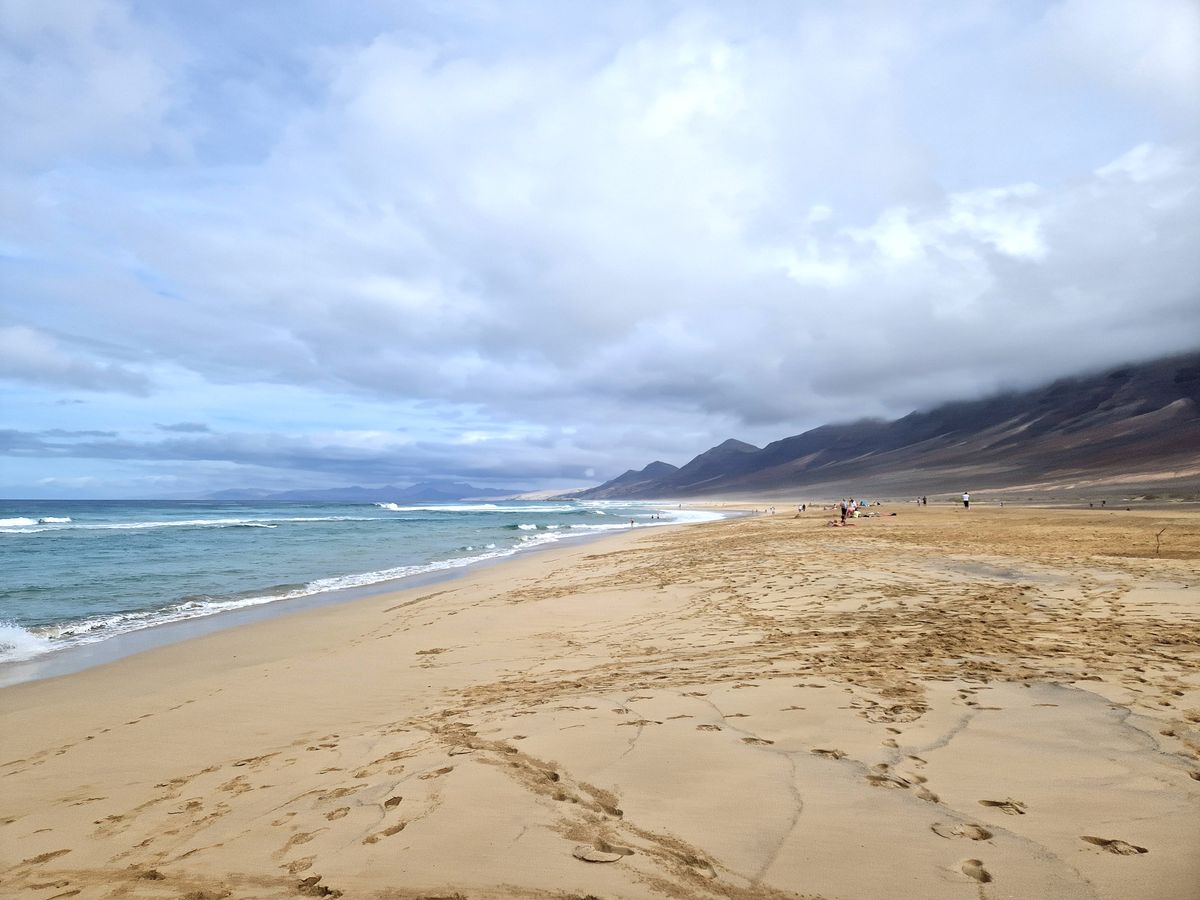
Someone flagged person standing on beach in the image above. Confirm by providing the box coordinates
[962,491,970,509]
[840,498,848,523]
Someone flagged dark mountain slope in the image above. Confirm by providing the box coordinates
[576,352,1200,499]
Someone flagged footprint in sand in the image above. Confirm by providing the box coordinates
[383,796,403,809]
[21,849,71,866]
[696,724,721,732]
[572,843,635,863]
[363,823,406,844]
[961,859,992,883]
[281,831,319,852]
[932,823,993,841]
[881,739,898,748]
[741,737,774,745]
[1081,836,1148,855]
[979,798,1026,815]
[325,808,349,821]
[419,766,453,780]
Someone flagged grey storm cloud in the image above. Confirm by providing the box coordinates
[2,1,1199,494]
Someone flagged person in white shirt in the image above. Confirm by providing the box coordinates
[962,492,970,509]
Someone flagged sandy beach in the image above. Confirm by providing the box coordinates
[3,504,1199,899]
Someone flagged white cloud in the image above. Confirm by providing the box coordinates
[0,325,151,394]
[1037,0,1200,119]
[0,0,183,166]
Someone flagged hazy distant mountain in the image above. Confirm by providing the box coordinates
[207,481,524,503]
[575,351,1200,499]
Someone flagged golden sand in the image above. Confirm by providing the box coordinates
[3,505,1199,899]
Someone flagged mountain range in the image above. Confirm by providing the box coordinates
[574,351,1200,499]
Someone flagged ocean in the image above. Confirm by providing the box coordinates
[0,499,723,667]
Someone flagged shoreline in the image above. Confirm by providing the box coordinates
[1,511,731,689]
[3,505,1197,899]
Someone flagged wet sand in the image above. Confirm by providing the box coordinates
[3,505,1199,899]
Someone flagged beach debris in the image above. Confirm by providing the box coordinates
[1081,836,1148,855]
[448,746,475,756]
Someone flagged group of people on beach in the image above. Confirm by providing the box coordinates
[838,497,859,524]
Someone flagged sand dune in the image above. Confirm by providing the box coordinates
[2,506,1199,898]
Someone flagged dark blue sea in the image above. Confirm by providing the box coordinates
[0,499,722,665]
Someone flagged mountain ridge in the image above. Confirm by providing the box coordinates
[573,351,1200,499]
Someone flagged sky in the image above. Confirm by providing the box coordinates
[2,0,1198,498]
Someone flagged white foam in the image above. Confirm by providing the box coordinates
[38,516,71,524]
[0,622,53,662]
[376,503,503,511]
[0,515,374,534]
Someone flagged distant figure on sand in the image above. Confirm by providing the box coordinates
[840,499,848,523]
[962,492,970,509]
[922,496,927,506]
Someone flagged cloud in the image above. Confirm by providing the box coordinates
[0,0,183,168]
[0,326,152,395]
[1036,0,1200,121]
[156,421,210,433]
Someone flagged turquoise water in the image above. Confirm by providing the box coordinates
[0,499,721,664]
